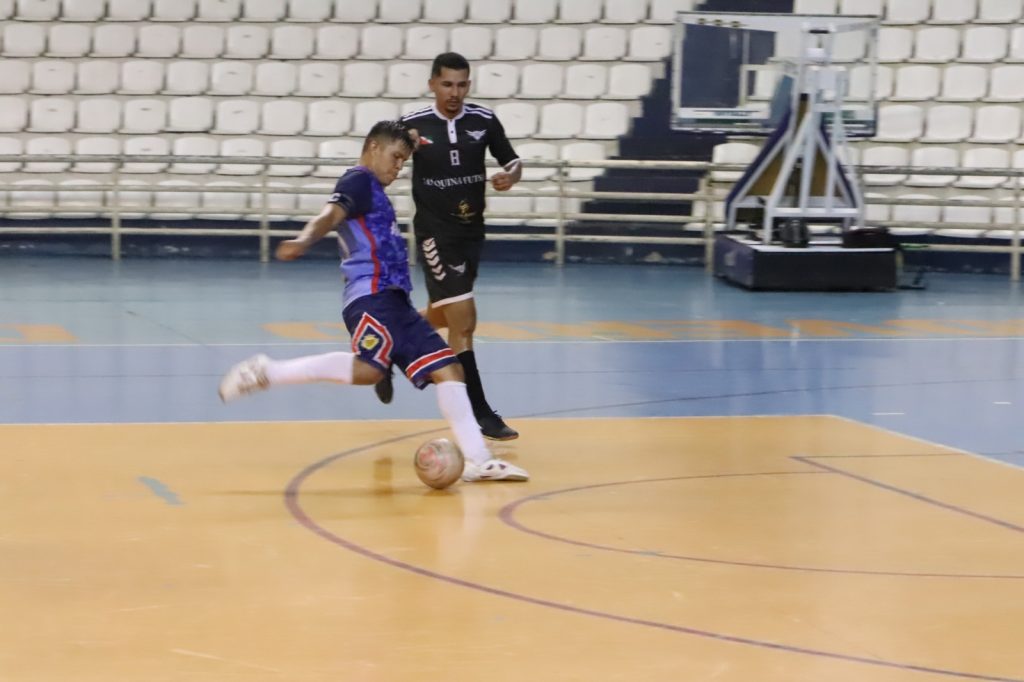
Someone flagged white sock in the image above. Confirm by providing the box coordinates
[436,381,491,466]
[265,351,354,386]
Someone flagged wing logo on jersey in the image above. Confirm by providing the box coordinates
[448,261,467,275]
[466,130,486,141]
[422,239,446,280]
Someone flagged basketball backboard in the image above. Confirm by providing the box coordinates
[671,12,880,137]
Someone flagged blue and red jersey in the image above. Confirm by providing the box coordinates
[329,166,412,310]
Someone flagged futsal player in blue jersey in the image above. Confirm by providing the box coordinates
[218,121,527,482]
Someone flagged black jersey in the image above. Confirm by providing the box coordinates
[401,103,519,238]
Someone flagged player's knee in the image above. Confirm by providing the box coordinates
[352,358,385,386]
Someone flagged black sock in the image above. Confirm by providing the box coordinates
[457,350,491,417]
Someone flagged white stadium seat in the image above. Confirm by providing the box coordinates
[0,96,28,131]
[474,63,518,99]
[512,0,555,23]
[305,100,352,137]
[62,0,106,20]
[467,0,510,22]
[334,0,376,22]
[877,27,913,63]
[710,142,759,183]
[875,104,924,142]
[520,64,564,99]
[449,26,492,60]
[847,64,892,100]
[2,23,45,56]
[515,141,558,180]
[379,0,420,22]
[8,178,54,217]
[114,180,153,219]
[285,0,327,20]
[558,0,601,22]
[913,28,959,63]
[404,26,448,60]
[137,25,180,58]
[314,26,359,60]
[537,26,581,60]
[73,67,121,98]
[943,195,991,227]
[170,137,218,174]
[493,102,537,137]
[119,61,164,95]
[627,26,672,61]
[607,63,652,99]
[885,0,929,24]
[297,63,341,97]
[244,0,286,20]
[197,0,241,21]
[604,0,647,24]
[28,98,74,132]
[199,181,249,220]
[210,62,254,95]
[30,61,75,94]
[225,25,269,58]
[213,100,259,134]
[353,101,399,136]
[930,0,976,24]
[422,0,465,22]
[121,99,167,134]
[152,0,196,20]
[987,65,1024,102]
[297,182,332,214]
[16,0,59,20]
[360,25,404,61]
[582,26,627,60]
[256,181,297,221]
[107,0,150,20]
[536,102,583,138]
[921,104,972,143]
[492,27,535,60]
[892,65,940,101]
[314,138,362,178]
[165,61,210,95]
[961,27,1008,63]
[168,97,214,132]
[58,179,105,218]
[74,98,120,133]
[0,61,30,93]
[269,26,314,59]
[971,105,1021,144]
[487,194,531,225]
[561,141,606,180]
[343,63,387,98]
[268,139,315,177]
[977,0,1022,22]
[91,24,135,57]
[939,65,987,102]
[1010,27,1024,62]
[72,136,120,174]
[955,148,1009,189]
[0,136,21,173]
[254,62,297,96]
[563,63,607,99]
[386,63,430,98]
[24,137,70,173]
[891,194,940,228]
[861,145,909,186]
[907,146,958,187]
[182,26,224,58]
[218,137,265,175]
[153,180,201,220]
[46,24,91,57]
[260,100,305,136]
[648,0,695,23]
[583,101,629,139]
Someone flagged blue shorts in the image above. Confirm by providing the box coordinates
[342,288,458,390]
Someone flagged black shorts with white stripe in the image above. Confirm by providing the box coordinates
[415,231,483,307]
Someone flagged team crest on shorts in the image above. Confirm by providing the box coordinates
[351,313,393,366]
[360,334,381,351]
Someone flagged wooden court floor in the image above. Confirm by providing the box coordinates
[4,415,1023,682]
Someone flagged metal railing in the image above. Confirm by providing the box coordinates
[1,153,1022,279]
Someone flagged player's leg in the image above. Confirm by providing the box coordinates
[218,351,383,401]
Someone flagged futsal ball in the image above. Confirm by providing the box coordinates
[413,438,465,490]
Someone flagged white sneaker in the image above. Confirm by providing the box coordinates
[461,458,529,482]
[218,354,270,402]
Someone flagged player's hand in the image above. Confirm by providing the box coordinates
[275,238,310,261]
[491,171,515,191]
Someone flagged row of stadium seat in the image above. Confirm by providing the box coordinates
[0,97,634,138]
[835,25,1024,64]
[0,135,611,181]
[796,0,1024,25]
[0,22,674,62]
[837,64,1024,103]
[876,103,1024,144]
[0,60,654,100]
[1,0,699,25]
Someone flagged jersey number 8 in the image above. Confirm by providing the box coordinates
[450,150,460,167]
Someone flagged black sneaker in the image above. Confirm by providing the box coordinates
[373,365,394,405]
[477,411,519,441]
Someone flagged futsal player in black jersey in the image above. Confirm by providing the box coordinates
[379,52,522,441]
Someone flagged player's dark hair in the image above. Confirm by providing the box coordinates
[364,120,415,153]
[431,52,471,78]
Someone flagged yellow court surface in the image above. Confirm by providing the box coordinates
[3,416,1023,682]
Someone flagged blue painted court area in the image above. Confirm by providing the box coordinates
[3,256,1024,467]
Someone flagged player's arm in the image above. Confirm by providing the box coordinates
[487,117,522,192]
[275,203,346,261]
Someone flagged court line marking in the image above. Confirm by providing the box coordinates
[283,424,1024,682]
